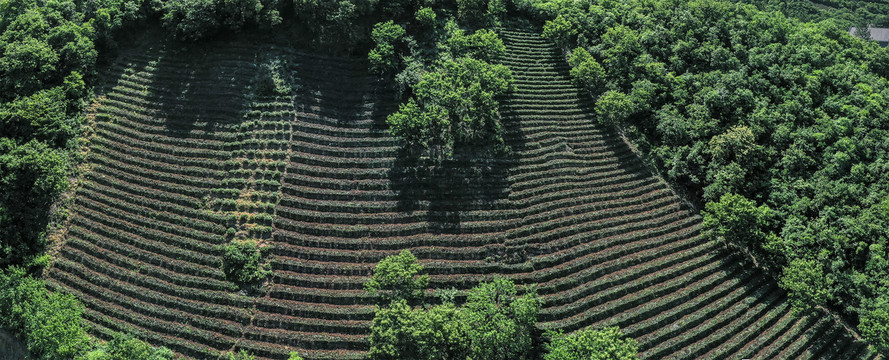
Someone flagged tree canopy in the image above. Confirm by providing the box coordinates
[518,0,889,350]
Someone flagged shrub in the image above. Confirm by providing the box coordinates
[544,326,639,360]
[369,20,407,75]
[387,57,513,160]
[253,55,293,96]
[365,250,429,304]
[220,239,271,286]
[224,350,255,360]
[78,332,174,360]
[0,267,91,360]
[542,15,576,49]
[568,48,605,97]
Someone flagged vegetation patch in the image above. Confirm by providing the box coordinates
[220,239,271,287]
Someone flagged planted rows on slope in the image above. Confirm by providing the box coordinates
[46,30,876,359]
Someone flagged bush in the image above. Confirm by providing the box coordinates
[78,332,174,360]
[0,267,91,360]
[367,258,541,360]
[387,57,513,160]
[544,326,639,360]
[542,15,576,49]
[253,55,294,96]
[223,350,255,360]
[568,48,605,97]
[369,20,407,75]
[441,26,506,62]
[220,239,271,286]
[0,140,69,265]
[365,250,429,304]
[161,0,282,41]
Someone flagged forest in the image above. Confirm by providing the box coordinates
[2,0,889,358]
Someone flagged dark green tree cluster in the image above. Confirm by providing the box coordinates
[517,0,889,351]
[221,239,271,287]
[0,267,172,359]
[158,0,283,41]
[739,0,889,30]
[387,57,513,159]
[368,5,514,161]
[0,0,149,267]
[366,251,638,360]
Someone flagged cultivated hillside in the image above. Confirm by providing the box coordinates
[45,29,875,359]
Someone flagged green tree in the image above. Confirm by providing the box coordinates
[77,332,174,360]
[595,90,634,126]
[461,277,539,360]
[0,37,59,95]
[441,27,506,62]
[542,15,576,49]
[568,47,606,96]
[702,193,775,254]
[365,250,429,304]
[779,257,835,314]
[369,20,407,75]
[368,299,470,360]
[545,326,639,360]
[220,239,270,286]
[0,267,91,359]
[859,295,889,351]
[0,140,69,265]
[388,57,512,159]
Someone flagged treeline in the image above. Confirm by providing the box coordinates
[368,2,516,161]
[0,0,152,267]
[519,0,889,352]
[0,266,174,359]
[365,251,639,360]
[739,0,889,29]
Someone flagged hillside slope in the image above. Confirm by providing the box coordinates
[44,29,876,359]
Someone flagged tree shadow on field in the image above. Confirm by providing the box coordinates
[144,41,253,135]
[389,134,520,234]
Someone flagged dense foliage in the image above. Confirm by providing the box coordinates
[740,0,889,28]
[158,0,282,41]
[519,0,889,351]
[371,6,514,161]
[387,57,513,159]
[0,267,171,359]
[221,239,271,286]
[544,326,638,360]
[0,0,151,267]
[366,251,637,360]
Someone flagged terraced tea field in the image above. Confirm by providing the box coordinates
[45,29,877,359]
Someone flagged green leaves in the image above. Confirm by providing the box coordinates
[161,0,282,41]
[387,57,513,160]
[568,47,605,96]
[365,250,429,304]
[545,326,639,360]
[79,332,174,360]
[369,299,470,360]
[366,252,551,360]
[220,239,271,287]
[0,267,91,360]
[461,277,539,360]
[702,193,775,251]
[779,258,835,315]
[542,15,576,49]
[859,295,889,351]
[0,140,69,264]
[369,20,407,75]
